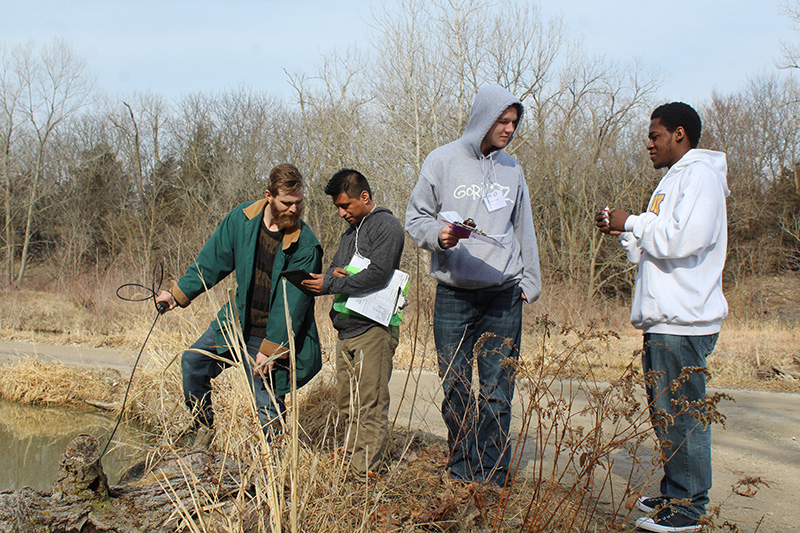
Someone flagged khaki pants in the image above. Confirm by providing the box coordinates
[335,325,398,474]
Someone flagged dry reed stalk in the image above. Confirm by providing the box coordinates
[502,316,740,532]
[140,282,532,531]
[130,286,658,530]
[146,286,296,532]
[281,279,300,533]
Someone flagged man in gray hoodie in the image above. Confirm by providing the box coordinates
[405,84,541,485]
[304,168,405,476]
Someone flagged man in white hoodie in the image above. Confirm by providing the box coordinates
[406,84,541,486]
[597,102,729,533]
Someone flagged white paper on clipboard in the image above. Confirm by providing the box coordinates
[345,269,409,327]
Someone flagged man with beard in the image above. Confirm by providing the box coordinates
[156,163,323,444]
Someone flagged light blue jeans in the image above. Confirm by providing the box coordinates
[433,284,522,486]
[182,325,286,432]
[643,333,718,520]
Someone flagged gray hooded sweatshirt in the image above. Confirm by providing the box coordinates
[405,84,541,301]
[322,206,405,339]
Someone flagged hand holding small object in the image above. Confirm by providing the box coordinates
[438,224,467,248]
[253,348,288,376]
[596,206,629,236]
[595,208,611,232]
[301,273,324,295]
[331,267,350,278]
[155,290,177,313]
[254,351,272,375]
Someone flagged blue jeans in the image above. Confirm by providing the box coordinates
[182,326,286,432]
[434,283,522,485]
[643,333,718,520]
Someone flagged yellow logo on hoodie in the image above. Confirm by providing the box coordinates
[648,193,665,215]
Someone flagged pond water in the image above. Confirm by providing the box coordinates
[0,398,152,492]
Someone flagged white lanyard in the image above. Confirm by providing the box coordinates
[351,205,376,268]
[480,154,505,212]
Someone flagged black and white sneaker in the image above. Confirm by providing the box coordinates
[635,507,702,532]
[636,495,668,513]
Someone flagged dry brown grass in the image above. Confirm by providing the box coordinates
[0,311,740,532]
[117,317,662,531]
[0,358,122,405]
[3,272,800,393]
[0,308,761,531]
[0,270,798,531]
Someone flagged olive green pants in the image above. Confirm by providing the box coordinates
[335,325,399,474]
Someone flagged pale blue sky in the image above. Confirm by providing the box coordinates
[539,0,796,104]
[1,0,795,105]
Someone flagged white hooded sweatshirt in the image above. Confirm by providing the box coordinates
[621,149,730,335]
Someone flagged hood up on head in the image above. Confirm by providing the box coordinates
[460,83,524,158]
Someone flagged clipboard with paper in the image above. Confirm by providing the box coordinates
[332,265,410,327]
[440,211,504,248]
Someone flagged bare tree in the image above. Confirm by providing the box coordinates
[704,74,800,278]
[0,44,27,286]
[106,94,173,276]
[285,49,378,255]
[780,0,800,69]
[6,0,799,310]
[290,0,658,298]
[11,39,92,286]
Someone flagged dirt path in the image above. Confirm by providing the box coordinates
[390,370,799,532]
[0,340,136,371]
[2,340,797,532]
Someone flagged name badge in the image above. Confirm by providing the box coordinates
[349,252,371,270]
[483,189,506,212]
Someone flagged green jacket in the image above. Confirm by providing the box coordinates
[171,198,323,395]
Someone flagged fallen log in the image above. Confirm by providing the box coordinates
[0,434,258,532]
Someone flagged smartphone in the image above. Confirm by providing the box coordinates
[281,268,314,295]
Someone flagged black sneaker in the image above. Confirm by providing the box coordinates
[636,495,669,513]
[635,507,702,532]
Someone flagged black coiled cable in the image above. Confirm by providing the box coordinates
[99,262,168,460]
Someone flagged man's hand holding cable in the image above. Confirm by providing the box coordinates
[155,290,178,313]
